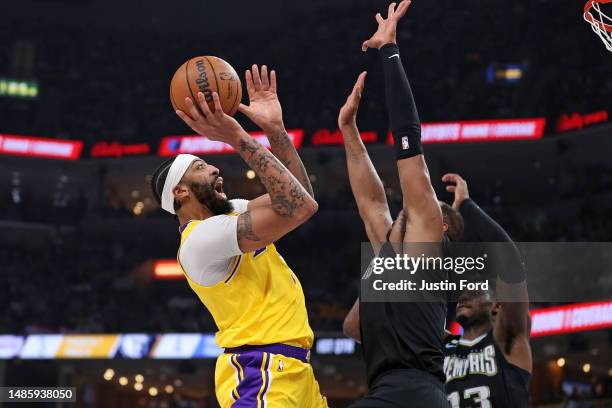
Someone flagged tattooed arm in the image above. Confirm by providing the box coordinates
[239,64,314,200]
[233,135,318,251]
[339,72,392,244]
[267,128,312,196]
[176,91,318,253]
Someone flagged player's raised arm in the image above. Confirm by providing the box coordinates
[363,0,442,243]
[444,172,532,373]
[176,92,318,253]
[239,64,314,207]
[343,299,361,343]
[339,71,392,244]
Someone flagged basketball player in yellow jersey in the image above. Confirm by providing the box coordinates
[150,65,327,408]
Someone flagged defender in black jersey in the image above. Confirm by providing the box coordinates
[337,1,456,406]
[442,173,532,408]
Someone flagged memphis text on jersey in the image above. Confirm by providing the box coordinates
[444,344,498,382]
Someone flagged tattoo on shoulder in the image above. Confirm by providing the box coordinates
[237,211,261,242]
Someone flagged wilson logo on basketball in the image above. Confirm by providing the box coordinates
[195,60,213,102]
[170,55,242,117]
[219,72,234,81]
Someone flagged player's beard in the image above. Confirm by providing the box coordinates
[190,181,233,215]
[456,307,491,330]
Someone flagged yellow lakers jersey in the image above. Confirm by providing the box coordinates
[177,217,314,349]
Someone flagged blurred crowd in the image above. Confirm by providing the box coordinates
[2,149,612,334]
[0,0,610,145]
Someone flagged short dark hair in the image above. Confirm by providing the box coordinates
[440,201,464,241]
[150,157,182,212]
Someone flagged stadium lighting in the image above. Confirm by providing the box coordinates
[148,387,158,397]
[246,170,256,179]
[557,358,566,367]
[608,368,612,377]
[0,78,38,99]
[173,379,183,387]
[135,374,144,383]
[153,260,183,279]
[583,363,591,373]
[103,368,114,381]
[134,383,143,391]
[119,376,128,386]
[165,385,174,394]
[133,201,144,216]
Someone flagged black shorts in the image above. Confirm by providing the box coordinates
[348,369,448,408]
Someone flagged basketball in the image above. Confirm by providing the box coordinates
[170,56,242,117]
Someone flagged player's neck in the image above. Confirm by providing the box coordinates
[462,322,491,341]
[177,205,214,227]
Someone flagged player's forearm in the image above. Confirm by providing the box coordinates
[495,279,530,340]
[397,156,440,219]
[233,133,318,218]
[341,124,388,211]
[380,43,422,162]
[267,128,314,198]
[379,44,440,233]
[459,199,512,242]
[342,298,361,343]
[460,199,526,284]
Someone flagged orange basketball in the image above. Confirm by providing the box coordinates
[170,56,242,118]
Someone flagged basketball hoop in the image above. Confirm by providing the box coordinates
[584,0,612,52]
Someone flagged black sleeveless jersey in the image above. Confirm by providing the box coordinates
[444,331,531,408]
[359,239,449,387]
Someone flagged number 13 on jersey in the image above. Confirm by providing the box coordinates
[448,386,491,408]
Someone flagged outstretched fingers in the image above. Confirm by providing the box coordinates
[394,0,411,19]
[251,64,262,92]
[387,2,397,18]
[197,92,213,118]
[270,70,277,93]
[260,65,270,89]
[245,69,255,99]
[362,39,373,52]
[185,96,204,122]
[352,71,367,99]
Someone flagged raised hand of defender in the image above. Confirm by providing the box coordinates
[338,71,367,129]
[238,64,284,134]
[176,92,245,144]
[362,0,411,52]
[442,173,470,210]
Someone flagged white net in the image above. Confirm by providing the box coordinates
[584,0,612,52]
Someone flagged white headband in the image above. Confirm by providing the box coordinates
[161,154,199,214]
